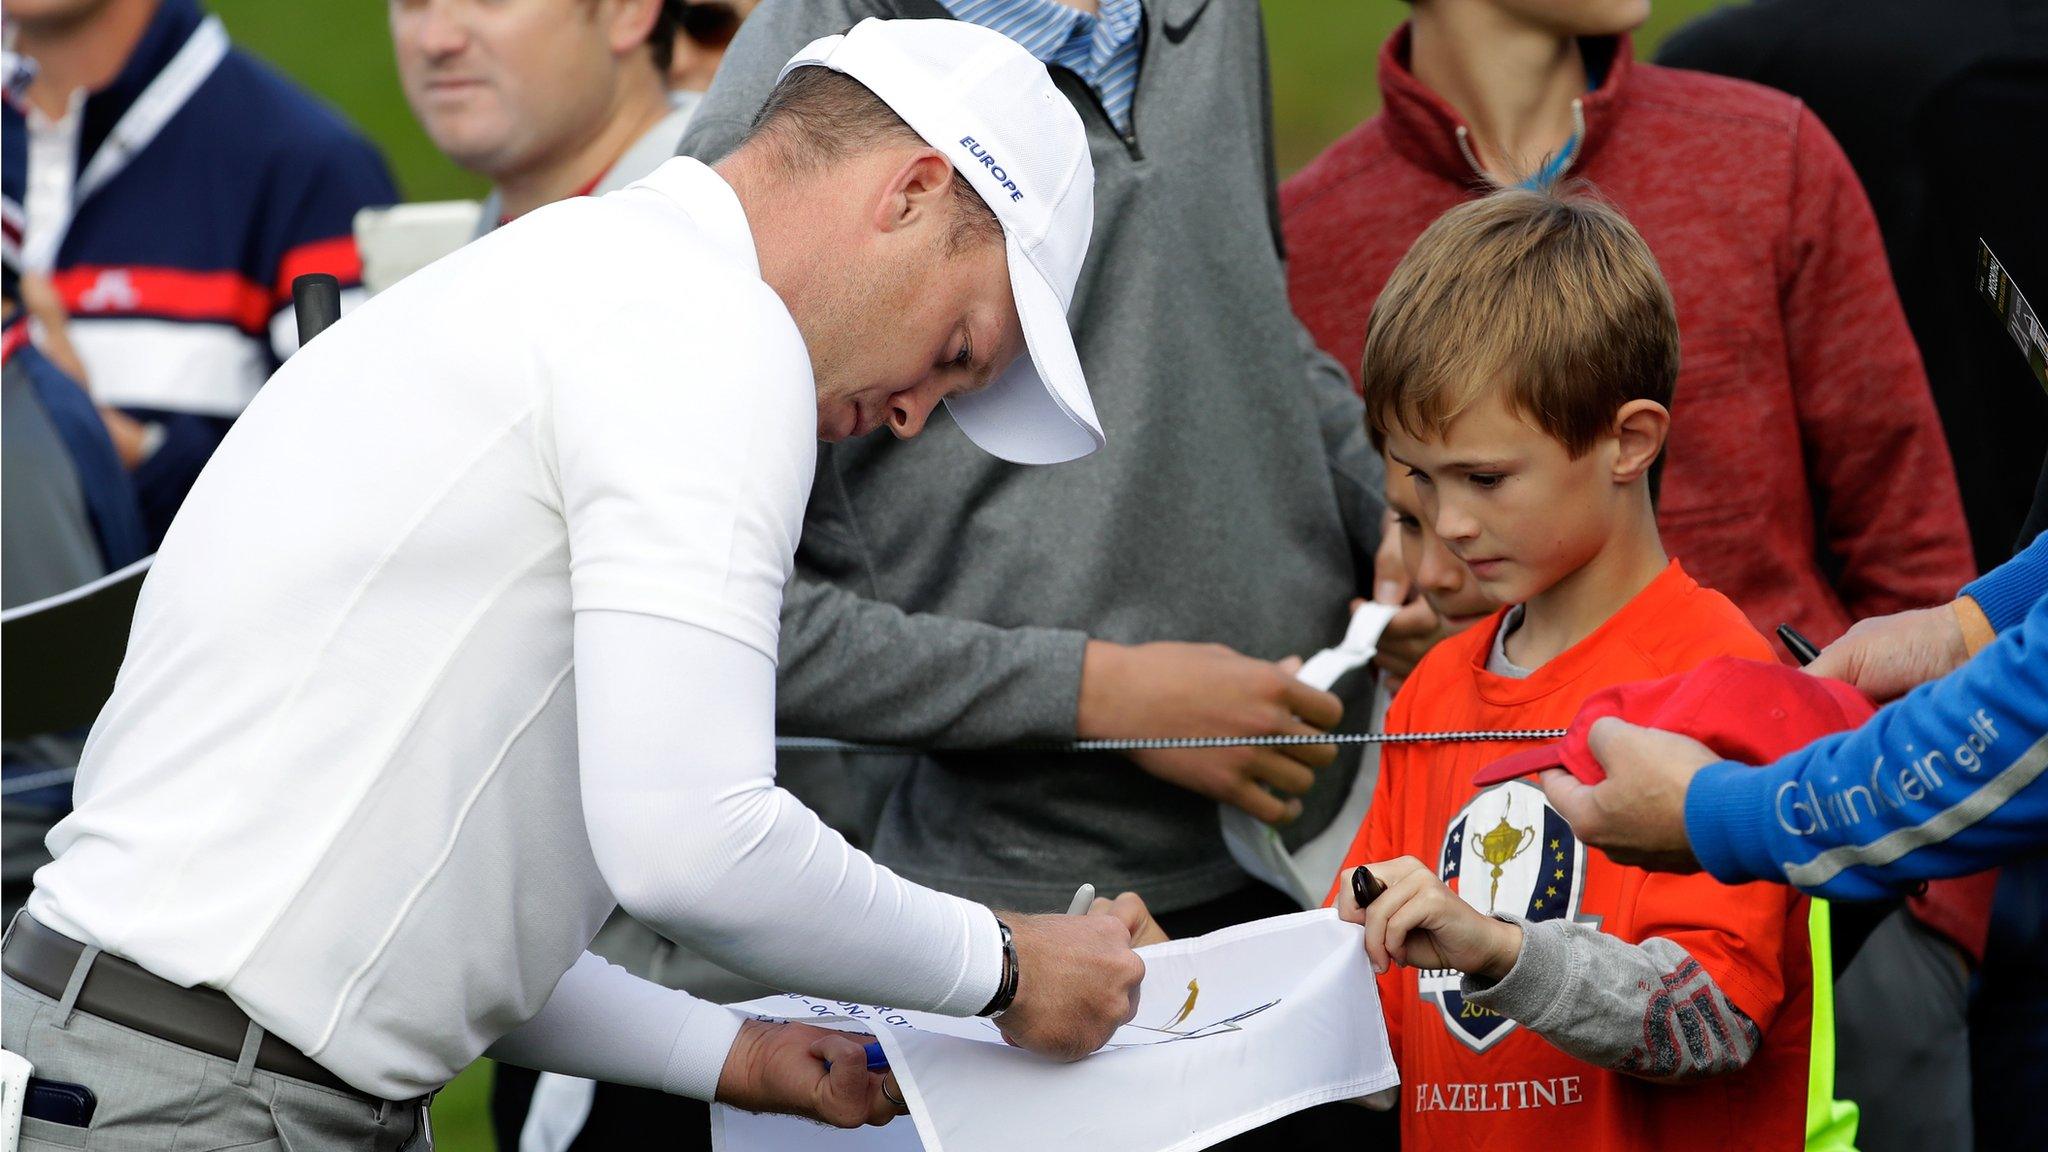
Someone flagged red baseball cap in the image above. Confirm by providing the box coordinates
[1471,656,1875,787]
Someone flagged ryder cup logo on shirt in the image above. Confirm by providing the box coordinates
[1418,781,1591,1052]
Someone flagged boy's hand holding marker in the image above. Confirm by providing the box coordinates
[1337,862,1522,979]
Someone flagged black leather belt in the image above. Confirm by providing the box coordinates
[3,914,372,1099]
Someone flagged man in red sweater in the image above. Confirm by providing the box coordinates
[1280,0,1974,657]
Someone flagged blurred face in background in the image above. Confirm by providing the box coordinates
[665,0,757,92]
[1480,0,1650,38]
[390,0,657,180]
[5,0,122,27]
[7,0,161,119]
[1383,449,1501,634]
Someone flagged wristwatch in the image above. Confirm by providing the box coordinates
[976,918,1019,1017]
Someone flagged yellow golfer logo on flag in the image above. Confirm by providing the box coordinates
[1164,979,1200,1031]
[1108,977,1282,1046]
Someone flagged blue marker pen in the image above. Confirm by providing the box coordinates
[824,1040,890,1074]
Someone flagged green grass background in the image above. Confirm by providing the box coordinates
[197,1,1733,1146]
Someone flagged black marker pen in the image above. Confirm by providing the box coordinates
[1351,866,1387,909]
[1777,624,1821,667]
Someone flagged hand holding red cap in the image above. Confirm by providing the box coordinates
[1470,656,1876,788]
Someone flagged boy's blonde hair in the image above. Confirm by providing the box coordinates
[1362,187,1679,465]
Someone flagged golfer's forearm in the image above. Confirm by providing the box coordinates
[1685,588,2048,898]
[575,610,1002,1016]
[485,951,742,1100]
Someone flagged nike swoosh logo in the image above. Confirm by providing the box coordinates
[1162,0,1212,44]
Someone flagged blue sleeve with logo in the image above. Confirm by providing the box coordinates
[1684,541,2048,899]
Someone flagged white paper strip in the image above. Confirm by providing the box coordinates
[1294,602,1399,693]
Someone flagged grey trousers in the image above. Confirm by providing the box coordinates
[2,976,429,1151]
[1833,909,1974,1152]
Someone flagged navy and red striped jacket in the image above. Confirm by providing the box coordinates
[3,0,396,540]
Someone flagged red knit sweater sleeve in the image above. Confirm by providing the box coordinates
[1778,106,1977,616]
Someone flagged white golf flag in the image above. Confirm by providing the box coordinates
[711,910,1398,1152]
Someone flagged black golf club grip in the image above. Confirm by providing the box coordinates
[292,273,343,346]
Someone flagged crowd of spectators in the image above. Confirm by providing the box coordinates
[2,1,2042,1150]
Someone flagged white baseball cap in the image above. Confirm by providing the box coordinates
[778,18,1103,464]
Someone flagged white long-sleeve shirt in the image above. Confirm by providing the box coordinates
[29,158,1000,1101]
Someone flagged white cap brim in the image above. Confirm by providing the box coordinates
[945,231,1103,465]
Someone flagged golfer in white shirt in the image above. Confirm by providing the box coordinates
[2,20,1140,1151]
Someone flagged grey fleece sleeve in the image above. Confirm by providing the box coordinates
[1462,918,1763,1083]
[1301,321,1384,580]
[1246,5,1384,578]
[776,575,1089,747]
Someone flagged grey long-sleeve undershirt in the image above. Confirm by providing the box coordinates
[1462,917,1763,1082]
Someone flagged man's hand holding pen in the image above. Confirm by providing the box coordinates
[994,908,1147,1062]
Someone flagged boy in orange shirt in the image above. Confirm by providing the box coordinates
[1329,188,1813,1149]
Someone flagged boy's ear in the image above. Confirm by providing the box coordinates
[1608,399,1671,486]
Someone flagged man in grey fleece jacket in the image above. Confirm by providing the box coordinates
[684,0,1387,920]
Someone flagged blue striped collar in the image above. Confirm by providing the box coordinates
[941,0,1142,61]
[937,0,1145,133]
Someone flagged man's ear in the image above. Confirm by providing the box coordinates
[1609,398,1671,485]
[604,0,664,57]
[871,149,957,236]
